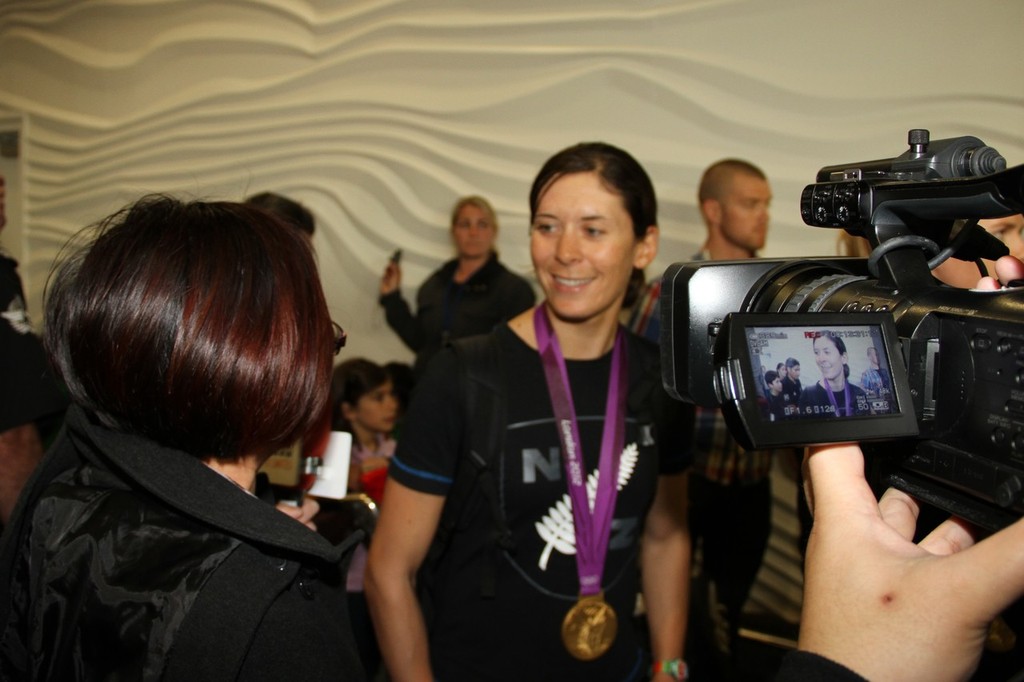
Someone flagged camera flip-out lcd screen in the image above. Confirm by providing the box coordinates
[714,313,919,449]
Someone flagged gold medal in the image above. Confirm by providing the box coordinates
[561,592,618,661]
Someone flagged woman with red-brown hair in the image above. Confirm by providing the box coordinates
[0,196,364,681]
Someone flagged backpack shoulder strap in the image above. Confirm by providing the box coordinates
[624,331,660,420]
[421,332,513,606]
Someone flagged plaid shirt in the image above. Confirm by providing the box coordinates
[626,279,662,341]
[627,253,774,484]
[692,405,773,484]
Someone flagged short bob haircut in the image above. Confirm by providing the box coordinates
[44,195,335,460]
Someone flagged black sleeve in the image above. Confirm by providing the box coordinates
[654,381,694,475]
[774,651,868,682]
[386,348,463,496]
[631,333,693,475]
[379,291,424,353]
[797,385,815,411]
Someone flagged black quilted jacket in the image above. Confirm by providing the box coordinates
[380,253,535,379]
[0,405,365,681]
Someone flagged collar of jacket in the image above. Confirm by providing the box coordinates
[439,251,502,287]
[63,404,361,564]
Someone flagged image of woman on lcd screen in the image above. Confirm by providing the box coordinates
[796,331,872,418]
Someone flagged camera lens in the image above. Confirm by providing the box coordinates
[746,261,869,314]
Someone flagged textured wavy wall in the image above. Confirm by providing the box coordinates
[1,0,1022,626]
[2,0,1022,362]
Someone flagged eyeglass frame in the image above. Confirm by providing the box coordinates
[332,322,347,355]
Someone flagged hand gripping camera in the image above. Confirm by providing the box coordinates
[661,130,1024,530]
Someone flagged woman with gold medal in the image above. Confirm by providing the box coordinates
[367,143,692,681]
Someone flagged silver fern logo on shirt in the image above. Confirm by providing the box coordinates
[534,443,639,571]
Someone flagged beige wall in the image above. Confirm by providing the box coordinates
[1,0,1021,363]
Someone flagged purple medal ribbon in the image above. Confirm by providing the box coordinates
[534,305,628,597]
[823,378,852,417]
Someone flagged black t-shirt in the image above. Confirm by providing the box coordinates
[766,392,787,421]
[797,380,871,417]
[389,325,692,682]
[775,651,867,681]
[0,253,66,433]
[781,377,802,416]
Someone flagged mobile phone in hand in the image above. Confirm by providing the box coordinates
[390,249,402,264]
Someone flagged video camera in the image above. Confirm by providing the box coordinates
[661,129,1024,531]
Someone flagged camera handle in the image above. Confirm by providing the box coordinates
[865,219,993,283]
[864,228,941,292]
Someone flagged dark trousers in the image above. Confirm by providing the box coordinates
[687,474,772,681]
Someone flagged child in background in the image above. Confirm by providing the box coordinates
[332,358,399,678]
[335,359,399,504]
[763,370,787,421]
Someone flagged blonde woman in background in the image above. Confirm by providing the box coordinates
[379,195,535,379]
